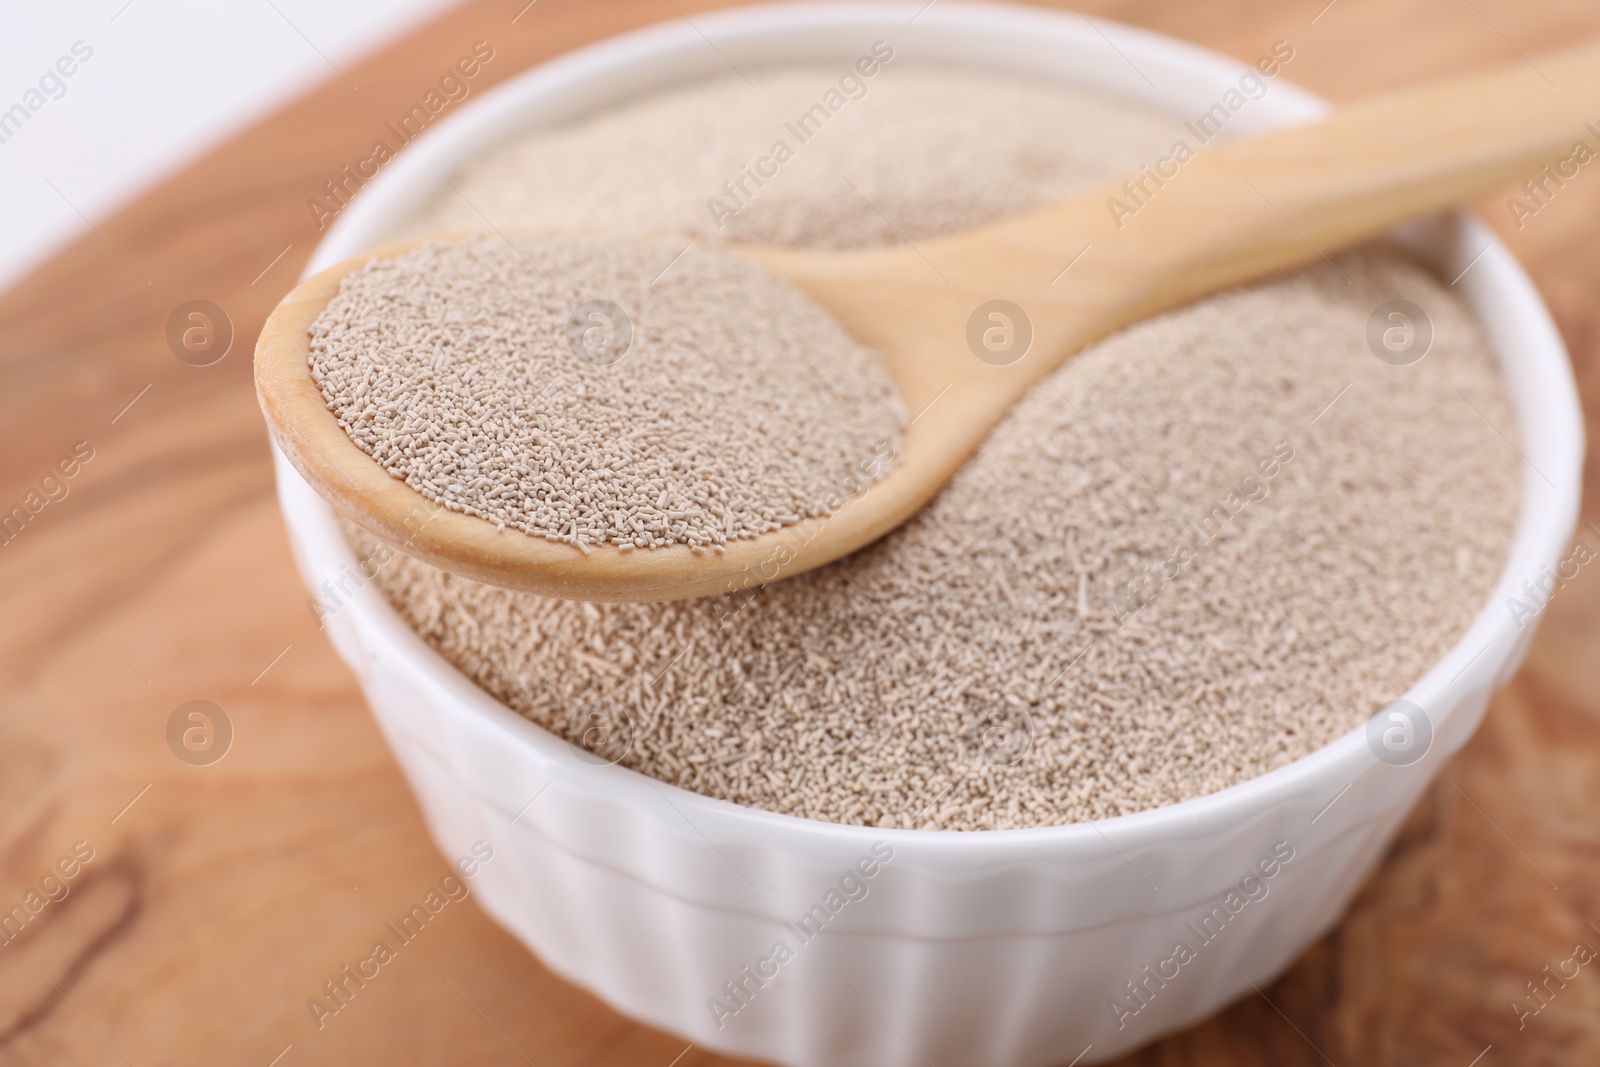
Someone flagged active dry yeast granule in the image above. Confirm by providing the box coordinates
[309,235,901,549]
[339,66,1522,829]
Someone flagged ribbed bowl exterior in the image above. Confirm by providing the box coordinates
[272,4,1584,1064]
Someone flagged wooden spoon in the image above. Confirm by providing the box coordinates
[258,40,1600,602]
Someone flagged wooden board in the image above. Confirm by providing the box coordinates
[2,0,1599,1063]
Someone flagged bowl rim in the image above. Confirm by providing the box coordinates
[285,0,1585,857]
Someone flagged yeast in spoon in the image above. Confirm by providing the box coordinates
[306,233,902,551]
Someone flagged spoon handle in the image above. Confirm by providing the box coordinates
[744,40,1600,610]
[954,38,1600,361]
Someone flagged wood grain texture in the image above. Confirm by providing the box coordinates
[2,0,1598,1064]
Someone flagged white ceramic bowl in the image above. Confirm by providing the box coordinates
[271,4,1584,1064]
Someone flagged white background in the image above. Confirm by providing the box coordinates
[0,0,461,292]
